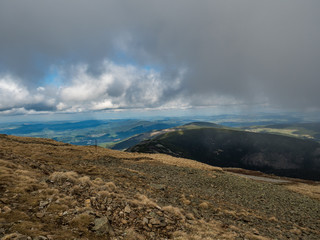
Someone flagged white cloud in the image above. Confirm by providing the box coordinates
[0,75,58,112]
[57,60,181,112]
[0,75,30,109]
[0,60,252,115]
[60,64,114,102]
[91,100,116,110]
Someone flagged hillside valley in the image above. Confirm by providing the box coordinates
[0,120,186,147]
[0,134,320,239]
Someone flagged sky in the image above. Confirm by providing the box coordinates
[0,0,320,120]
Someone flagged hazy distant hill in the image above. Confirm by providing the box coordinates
[0,119,186,146]
[244,122,320,142]
[128,126,320,180]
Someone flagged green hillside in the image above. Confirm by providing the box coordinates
[112,121,226,150]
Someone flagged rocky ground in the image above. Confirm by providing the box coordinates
[0,134,319,239]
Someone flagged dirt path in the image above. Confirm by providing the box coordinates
[230,172,291,183]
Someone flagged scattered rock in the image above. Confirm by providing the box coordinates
[33,236,48,240]
[142,217,148,225]
[84,199,91,208]
[92,217,114,236]
[1,233,29,240]
[39,201,49,208]
[124,205,131,214]
[0,198,8,204]
[36,212,45,218]
[121,219,128,224]
[2,206,11,213]
[149,218,160,225]
[150,184,166,190]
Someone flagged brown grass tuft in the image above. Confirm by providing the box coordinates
[2,233,26,240]
[78,176,93,187]
[91,177,104,185]
[0,159,18,169]
[47,203,69,213]
[70,213,94,232]
[49,171,79,184]
[104,182,116,192]
[162,205,185,220]
[132,194,159,208]
[181,194,191,206]
[199,201,209,209]
[123,228,146,240]
[54,196,77,207]
[96,190,109,201]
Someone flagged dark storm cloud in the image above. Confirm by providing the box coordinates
[0,0,320,112]
[24,103,57,112]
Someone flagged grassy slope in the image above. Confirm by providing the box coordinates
[128,127,320,180]
[0,134,319,239]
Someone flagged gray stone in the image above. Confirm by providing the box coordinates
[93,217,113,236]
[124,205,131,214]
[2,206,11,213]
[36,212,45,218]
[150,184,166,190]
[142,217,148,225]
[33,236,48,240]
[39,201,49,208]
[149,218,160,225]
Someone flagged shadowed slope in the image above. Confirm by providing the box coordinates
[128,128,320,180]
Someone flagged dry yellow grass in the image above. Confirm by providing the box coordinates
[49,171,79,184]
[162,206,185,220]
[148,153,223,171]
[199,201,209,209]
[123,228,146,240]
[180,194,191,206]
[70,213,94,232]
[131,194,160,208]
[286,183,320,200]
[173,219,242,240]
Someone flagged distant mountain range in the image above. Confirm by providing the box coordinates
[128,122,320,180]
[0,119,187,146]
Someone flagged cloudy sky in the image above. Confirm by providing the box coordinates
[0,0,320,118]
